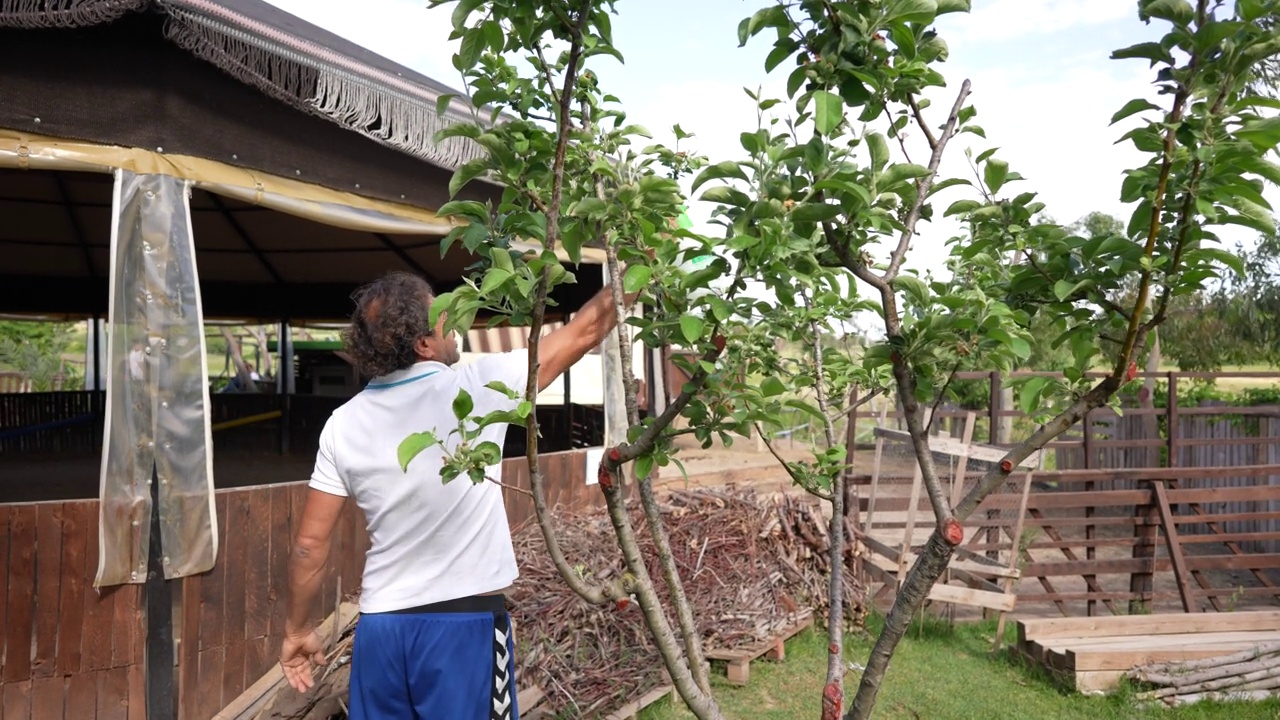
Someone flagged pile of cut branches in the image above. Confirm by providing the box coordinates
[509,486,864,717]
[235,487,862,719]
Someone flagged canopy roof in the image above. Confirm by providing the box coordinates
[0,1,604,321]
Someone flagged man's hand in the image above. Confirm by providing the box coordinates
[280,629,326,693]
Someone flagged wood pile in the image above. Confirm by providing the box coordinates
[1129,641,1280,706]
[511,486,865,717]
[222,486,863,719]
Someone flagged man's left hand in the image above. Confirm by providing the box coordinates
[280,629,326,693]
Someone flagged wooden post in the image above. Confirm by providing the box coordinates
[988,371,1002,445]
[844,386,861,523]
[1129,492,1159,613]
[1083,410,1096,616]
[146,464,176,720]
[1167,372,1179,471]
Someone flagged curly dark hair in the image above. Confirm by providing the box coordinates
[342,272,435,378]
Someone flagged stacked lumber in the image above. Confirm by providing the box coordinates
[221,487,863,719]
[1129,642,1280,706]
[1014,610,1280,695]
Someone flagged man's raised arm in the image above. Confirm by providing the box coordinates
[536,285,632,391]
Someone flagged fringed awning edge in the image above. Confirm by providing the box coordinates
[160,2,488,174]
[0,0,148,29]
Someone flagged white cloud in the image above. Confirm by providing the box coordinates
[946,0,1135,43]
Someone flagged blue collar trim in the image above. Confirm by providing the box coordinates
[365,370,440,389]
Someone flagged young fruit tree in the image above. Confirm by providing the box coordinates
[721,0,1280,718]
[396,0,1280,717]
[396,1,764,718]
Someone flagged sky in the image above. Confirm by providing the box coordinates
[263,0,1277,283]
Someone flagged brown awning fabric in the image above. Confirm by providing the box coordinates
[0,12,492,211]
[0,0,487,183]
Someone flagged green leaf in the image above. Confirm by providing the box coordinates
[945,199,981,216]
[812,90,845,136]
[679,316,705,344]
[761,376,786,397]
[700,186,752,207]
[449,158,490,197]
[484,381,521,400]
[436,92,456,117]
[436,200,488,222]
[868,132,890,171]
[885,0,938,24]
[635,454,655,480]
[1140,0,1194,25]
[984,158,1009,194]
[481,19,504,53]
[1110,98,1162,125]
[480,268,513,294]
[1018,377,1051,415]
[1053,279,1091,301]
[790,202,842,223]
[1195,247,1246,276]
[1238,0,1266,21]
[450,0,483,30]
[784,399,825,423]
[691,161,750,192]
[452,388,474,420]
[935,0,971,14]
[1222,196,1277,235]
[623,264,652,294]
[397,431,439,472]
[458,28,485,70]
[738,4,787,46]
[570,197,608,218]
[1237,117,1280,151]
[1111,41,1174,64]
[880,163,931,188]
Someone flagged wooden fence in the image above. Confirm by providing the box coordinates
[0,500,145,720]
[0,448,597,719]
[850,370,1280,616]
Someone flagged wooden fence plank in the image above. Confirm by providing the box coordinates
[266,484,290,643]
[223,492,249,654]
[126,664,145,720]
[244,489,270,642]
[0,505,10,685]
[65,671,97,720]
[32,503,63,678]
[56,502,88,677]
[199,495,229,653]
[81,508,113,672]
[3,681,32,720]
[197,648,225,720]
[30,676,64,720]
[5,504,37,683]
[221,642,246,715]
[178,573,202,720]
[110,584,139,669]
[95,668,128,720]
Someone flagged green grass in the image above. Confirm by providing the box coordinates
[637,616,1280,720]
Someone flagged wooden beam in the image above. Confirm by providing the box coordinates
[1016,610,1280,643]
[873,427,1040,468]
[1151,480,1197,613]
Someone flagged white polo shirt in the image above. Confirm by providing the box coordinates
[308,352,527,613]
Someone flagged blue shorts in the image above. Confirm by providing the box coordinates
[349,594,519,720]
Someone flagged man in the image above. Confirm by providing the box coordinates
[278,270,623,720]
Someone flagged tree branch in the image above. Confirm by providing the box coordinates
[908,95,939,152]
[882,80,971,284]
[754,422,835,502]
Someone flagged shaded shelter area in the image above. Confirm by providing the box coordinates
[0,7,610,504]
[0,2,619,718]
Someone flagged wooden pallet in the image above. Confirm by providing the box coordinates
[704,612,815,685]
[1015,610,1280,694]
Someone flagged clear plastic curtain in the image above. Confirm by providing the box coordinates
[96,170,217,587]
